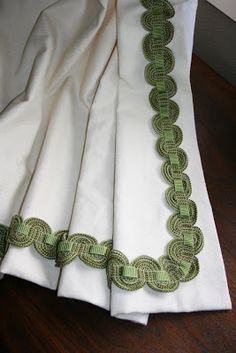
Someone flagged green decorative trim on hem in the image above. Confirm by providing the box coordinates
[106,0,204,292]
[7,215,66,260]
[0,224,8,259]
[0,0,204,294]
[3,215,112,269]
[56,232,112,268]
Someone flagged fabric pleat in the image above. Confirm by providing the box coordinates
[58,47,117,310]
[0,0,231,325]
[111,0,231,321]
[0,0,117,289]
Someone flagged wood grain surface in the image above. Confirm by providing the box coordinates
[0,55,235,353]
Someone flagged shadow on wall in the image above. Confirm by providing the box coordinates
[193,0,236,87]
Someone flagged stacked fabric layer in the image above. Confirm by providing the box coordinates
[0,0,231,325]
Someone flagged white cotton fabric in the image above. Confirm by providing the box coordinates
[0,0,116,288]
[111,0,231,321]
[0,0,231,325]
[56,45,148,324]
[57,48,117,310]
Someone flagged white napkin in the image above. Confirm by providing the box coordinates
[111,0,231,323]
[0,0,117,288]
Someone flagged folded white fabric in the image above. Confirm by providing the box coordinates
[0,0,117,288]
[0,0,231,326]
[57,46,148,325]
[110,0,231,322]
[57,47,117,310]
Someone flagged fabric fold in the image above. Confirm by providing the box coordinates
[110,0,231,322]
[0,0,117,289]
[0,0,231,326]
[58,46,117,310]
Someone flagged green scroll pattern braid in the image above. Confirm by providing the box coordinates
[0,224,8,260]
[0,0,204,294]
[106,0,204,291]
[1,215,112,269]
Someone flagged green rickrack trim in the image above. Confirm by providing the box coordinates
[0,0,204,294]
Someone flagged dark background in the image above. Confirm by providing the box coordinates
[194,0,236,87]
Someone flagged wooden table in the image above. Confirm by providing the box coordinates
[0,55,235,353]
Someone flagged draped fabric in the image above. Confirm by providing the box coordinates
[0,0,231,325]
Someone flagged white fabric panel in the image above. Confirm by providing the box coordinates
[111,0,231,321]
[0,0,231,325]
[58,47,117,310]
[0,0,117,289]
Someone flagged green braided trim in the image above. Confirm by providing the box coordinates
[107,0,204,292]
[0,213,201,292]
[0,0,204,293]
[2,215,112,268]
[0,224,8,260]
